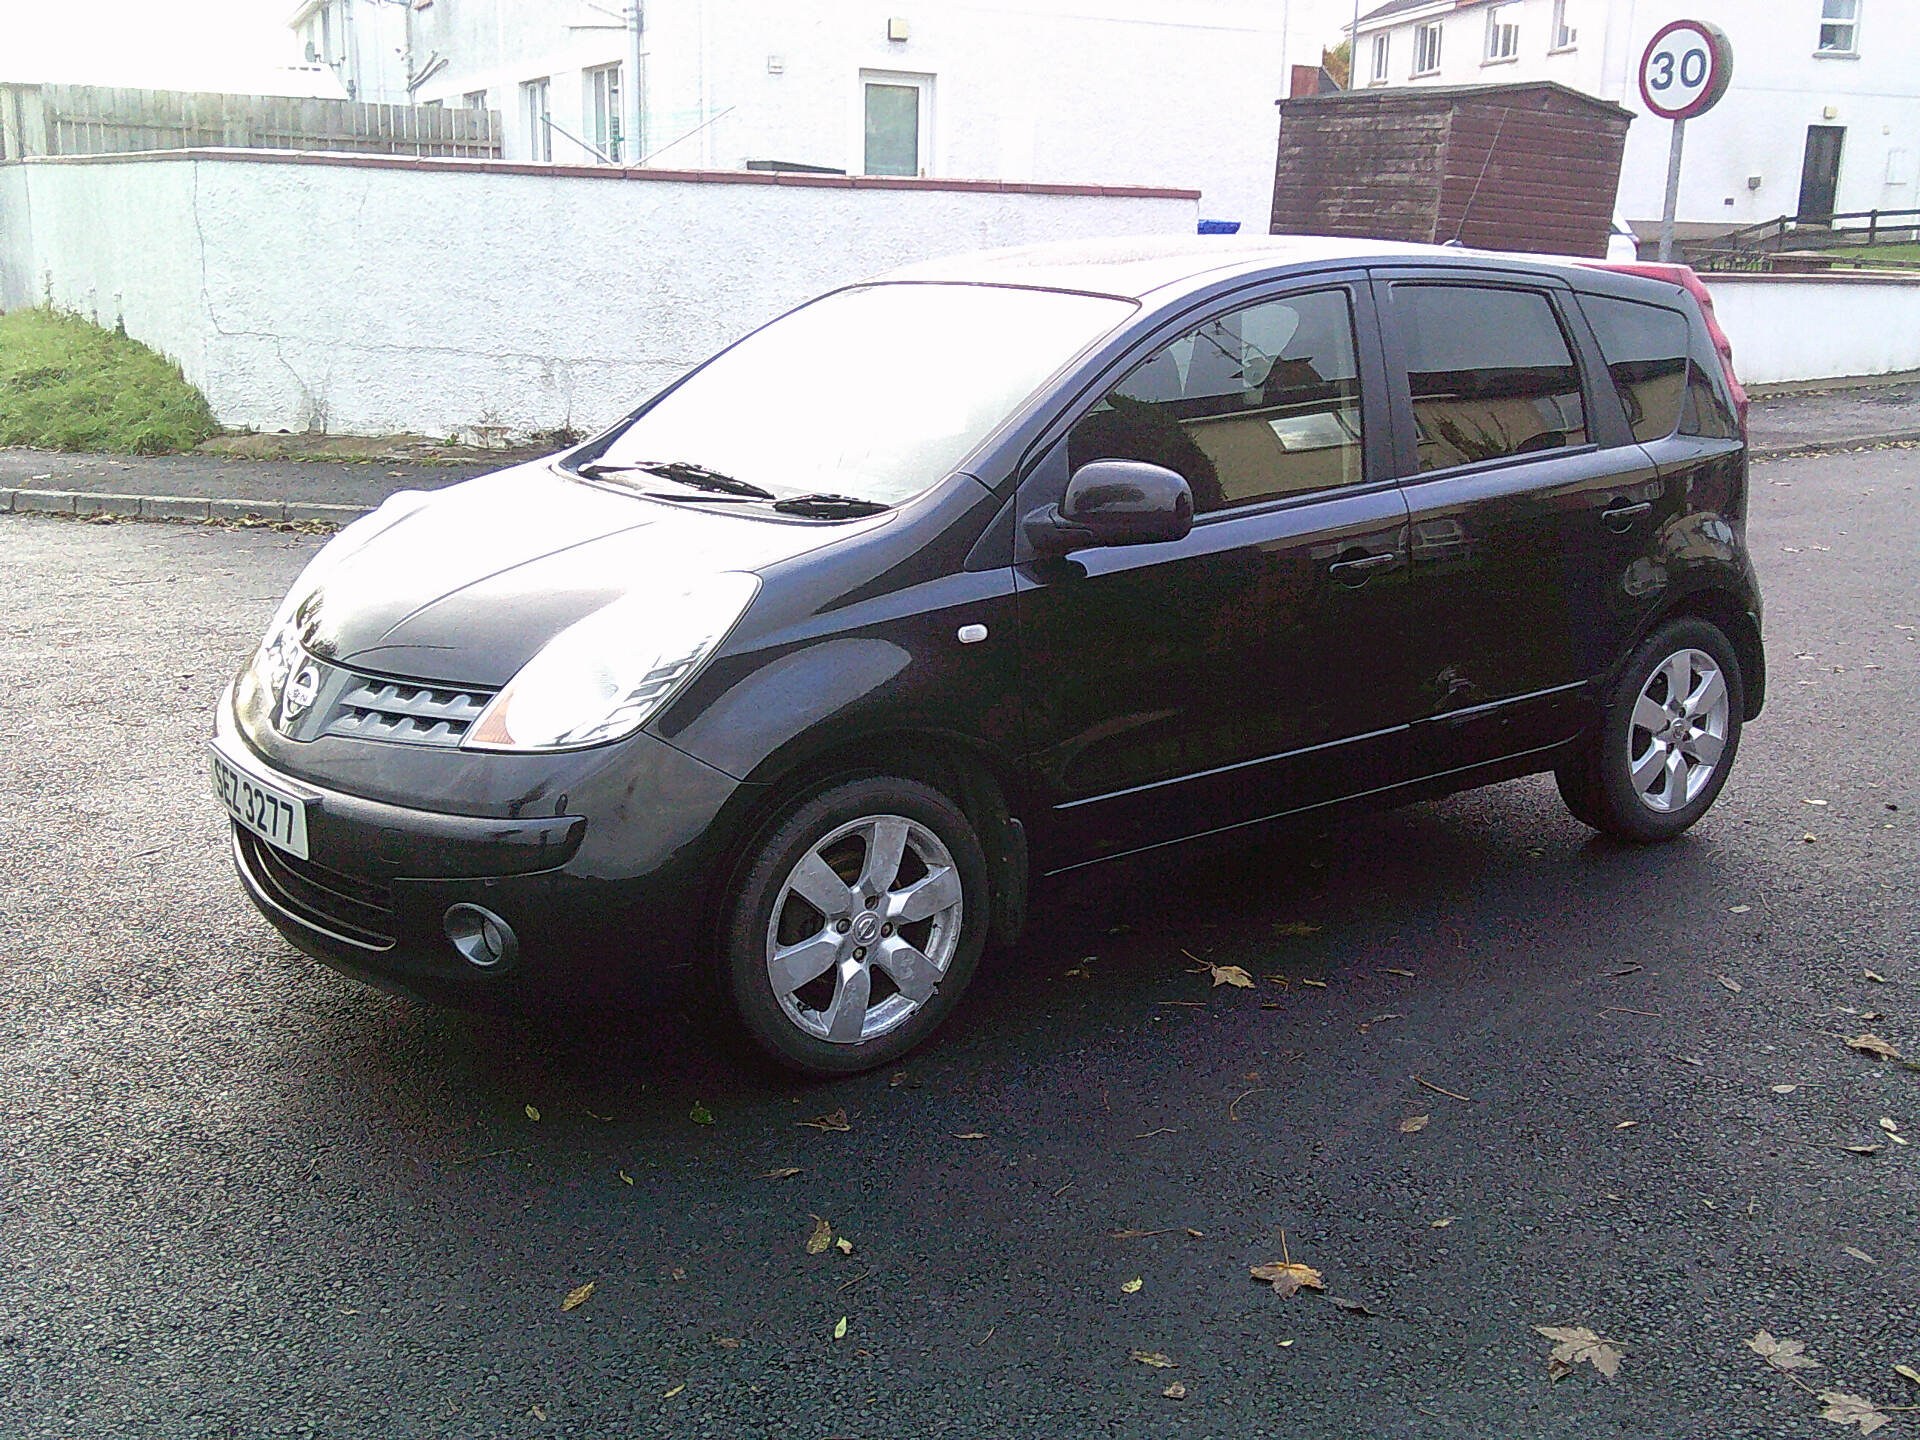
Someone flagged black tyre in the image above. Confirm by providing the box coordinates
[719,776,990,1076]
[1557,616,1745,842]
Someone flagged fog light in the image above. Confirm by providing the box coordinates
[444,903,519,971]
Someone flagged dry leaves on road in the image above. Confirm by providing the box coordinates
[1121,1277,1143,1294]
[1250,1261,1324,1298]
[561,1281,596,1312]
[1130,1350,1177,1368]
[832,1317,848,1341]
[1750,1331,1823,1372]
[688,1101,715,1126]
[1715,974,1745,993]
[1535,1324,1624,1379]
[1273,922,1321,937]
[1399,1114,1430,1133]
[1821,1392,1892,1435]
[1162,1381,1187,1399]
[1325,1295,1378,1316]
[805,1217,833,1255]
[524,1104,541,1122]
[1184,950,1253,988]
[763,1166,803,1180]
[799,1108,852,1132]
[1845,1034,1902,1061]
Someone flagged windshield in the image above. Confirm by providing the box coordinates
[590,283,1136,505]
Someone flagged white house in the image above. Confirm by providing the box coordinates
[305,0,1296,231]
[1349,0,1920,237]
[288,0,411,105]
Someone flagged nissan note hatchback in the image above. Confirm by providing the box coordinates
[213,236,1763,1076]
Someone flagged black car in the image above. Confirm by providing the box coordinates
[212,236,1763,1076]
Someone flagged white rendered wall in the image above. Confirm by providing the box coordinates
[0,152,1196,439]
[1702,273,1920,386]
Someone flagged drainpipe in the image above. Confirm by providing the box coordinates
[630,1,646,164]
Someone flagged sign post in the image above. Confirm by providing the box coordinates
[1639,20,1734,262]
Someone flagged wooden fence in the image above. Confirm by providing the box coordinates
[0,83,499,162]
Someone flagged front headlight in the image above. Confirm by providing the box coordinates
[462,572,760,752]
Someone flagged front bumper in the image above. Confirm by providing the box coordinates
[213,687,743,1006]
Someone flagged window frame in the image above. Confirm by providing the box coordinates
[1816,0,1860,55]
[1008,273,1397,548]
[585,62,623,163]
[1370,272,1610,485]
[1412,22,1444,76]
[858,69,935,177]
[1550,0,1578,51]
[1483,7,1520,64]
[521,76,552,163]
[1369,32,1391,84]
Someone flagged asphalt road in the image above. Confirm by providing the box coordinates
[2,446,1916,1439]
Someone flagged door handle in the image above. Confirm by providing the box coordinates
[1602,500,1651,532]
[1328,551,1397,586]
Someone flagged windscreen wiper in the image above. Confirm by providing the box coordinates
[577,459,774,499]
[768,493,892,518]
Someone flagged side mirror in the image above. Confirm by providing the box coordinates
[1022,461,1194,557]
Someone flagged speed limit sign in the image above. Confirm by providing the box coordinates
[1639,19,1734,121]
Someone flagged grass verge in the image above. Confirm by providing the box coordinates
[0,308,218,455]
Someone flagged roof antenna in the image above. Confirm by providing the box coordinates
[1448,105,1512,246]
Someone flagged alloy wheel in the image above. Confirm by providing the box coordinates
[1626,648,1729,814]
[764,814,964,1045]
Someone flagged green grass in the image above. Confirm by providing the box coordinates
[0,308,218,455]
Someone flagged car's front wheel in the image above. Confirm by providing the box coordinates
[719,776,990,1076]
[1557,616,1745,842]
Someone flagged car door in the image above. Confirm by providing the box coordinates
[1373,272,1665,777]
[1009,277,1415,872]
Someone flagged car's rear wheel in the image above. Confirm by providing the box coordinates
[720,776,989,1076]
[1557,616,1744,842]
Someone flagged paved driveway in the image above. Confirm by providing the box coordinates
[1,446,1914,1439]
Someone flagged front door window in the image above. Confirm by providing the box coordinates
[863,74,929,176]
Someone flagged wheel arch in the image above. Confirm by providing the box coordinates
[1645,585,1765,720]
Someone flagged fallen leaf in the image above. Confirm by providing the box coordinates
[1399,1114,1431,1133]
[1819,1391,1890,1435]
[953,1131,987,1140]
[689,1101,715,1126]
[1842,1245,1877,1265]
[1894,1133,1914,1146]
[670,1266,686,1280]
[835,1237,854,1255]
[1131,1350,1178,1368]
[1878,1117,1900,1134]
[1864,970,1889,984]
[1277,1338,1296,1347]
[1383,967,1416,979]
[1748,1330,1823,1372]
[1846,1034,1903,1061]
[832,1317,848,1341]
[561,1281,596,1312]
[1111,1228,1174,1239]
[1843,1144,1885,1156]
[1250,1261,1324,1297]
[530,1405,547,1421]
[524,1104,541,1122]
[799,1108,851,1131]
[1121,1277,1143,1294]
[1209,963,1254,988]
[1615,1120,1638,1130]
[1300,978,1328,988]
[1715,974,1744,993]
[619,1169,634,1185]
[1893,1364,1920,1387]
[1430,1216,1455,1229]
[1535,1324,1624,1379]
[1273,922,1321,936]
[763,1167,803,1180]
[1772,1084,1798,1094]
[1730,904,1752,914]
[1186,1228,1205,1238]
[805,1217,833,1255]
[1325,1295,1377,1316]
[1162,1381,1187,1399]
[663,1383,685,1399]
[1804,833,1819,843]
[1805,798,1829,806]
[714,1336,741,1349]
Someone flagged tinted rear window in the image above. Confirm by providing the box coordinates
[1391,284,1587,472]
[1580,294,1689,443]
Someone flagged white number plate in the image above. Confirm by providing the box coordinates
[211,748,311,860]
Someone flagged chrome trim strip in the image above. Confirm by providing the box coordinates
[231,831,395,954]
[1054,722,1408,811]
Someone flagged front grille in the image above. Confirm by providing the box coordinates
[321,676,494,748]
[235,826,397,950]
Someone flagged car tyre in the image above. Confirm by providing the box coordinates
[1557,616,1744,843]
[720,776,990,1077]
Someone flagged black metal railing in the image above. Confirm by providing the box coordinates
[1682,207,1920,272]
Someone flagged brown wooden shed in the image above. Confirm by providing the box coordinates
[1270,81,1633,258]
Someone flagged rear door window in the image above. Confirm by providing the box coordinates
[1579,294,1689,442]
[1389,284,1588,472]
[1067,288,1367,515]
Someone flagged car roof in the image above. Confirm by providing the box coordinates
[879,233,1629,302]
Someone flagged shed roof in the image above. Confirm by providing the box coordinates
[1275,78,1635,121]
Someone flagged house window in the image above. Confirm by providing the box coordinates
[862,71,931,176]
[1818,0,1859,53]
[1369,33,1390,83]
[1484,7,1519,63]
[1552,0,1577,50]
[1412,22,1443,76]
[463,90,488,111]
[586,63,622,162]
[522,77,552,162]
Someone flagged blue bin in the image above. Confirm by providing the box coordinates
[1197,219,1242,235]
